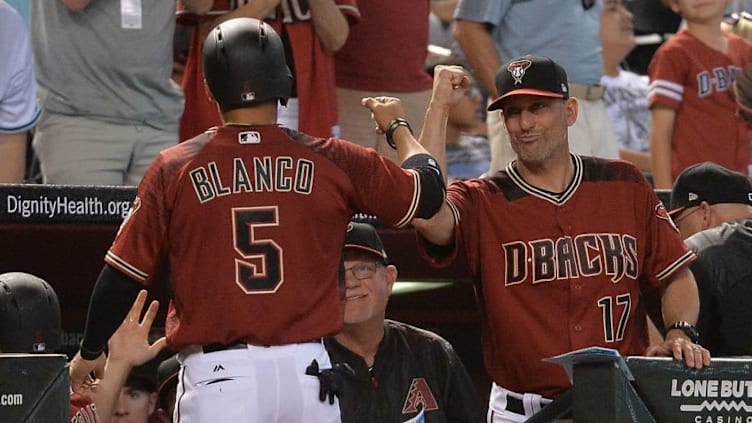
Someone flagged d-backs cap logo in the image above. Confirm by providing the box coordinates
[508,59,532,85]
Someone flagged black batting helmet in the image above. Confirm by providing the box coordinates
[0,272,62,353]
[203,17,293,111]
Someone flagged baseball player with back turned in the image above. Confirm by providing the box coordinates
[67,17,465,423]
[408,55,711,422]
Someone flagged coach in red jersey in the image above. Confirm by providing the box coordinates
[68,17,463,423]
[409,55,711,422]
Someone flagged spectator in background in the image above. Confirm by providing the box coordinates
[0,273,164,422]
[600,0,653,172]
[178,0,357,141]
[668,162,752,239]
[454,0,620,175]
[335,1,433,163]
[623,0,682,76]
[324,222,486,423]
[30,0,183,186]
[426,60,489,181]
[648,0,752,189]
[0,0,39,183]
[111,364,159,423]
[667,162,752,356]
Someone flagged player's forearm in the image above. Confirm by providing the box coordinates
[79,265,142,359]
[309,0,349,53]
[660,267,700,334]
[418,100,451,180]
[93,358,133,423]
[453,20,501,96]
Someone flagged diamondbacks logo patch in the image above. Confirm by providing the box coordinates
[402,378,438,414]
[656,203,679,232]
[508,59,532,85]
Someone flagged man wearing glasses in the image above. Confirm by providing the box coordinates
[324,222,485,423]
[668,162,752,240]
[668,162,752,356]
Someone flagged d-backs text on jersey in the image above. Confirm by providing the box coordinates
[503,233,638,285]
[189,156,314,203]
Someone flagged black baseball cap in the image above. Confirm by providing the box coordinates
[487,55,570,111]
[344,222,388,263]
[669,162,752,217]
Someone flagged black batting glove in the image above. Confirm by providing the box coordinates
[305,358,355,404]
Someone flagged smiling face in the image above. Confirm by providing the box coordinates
[500,95,577,167]
[341,251,396,326]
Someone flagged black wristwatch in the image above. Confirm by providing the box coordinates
[667,321,700,343]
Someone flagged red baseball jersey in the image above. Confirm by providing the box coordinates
[178,0,360,141]
[106,126,427,350]
[648,29,752,179]
[70,393,99,422]
[419,155,695,398]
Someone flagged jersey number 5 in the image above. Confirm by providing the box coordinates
[232,206,284,294]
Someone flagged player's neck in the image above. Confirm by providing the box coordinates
[517,151,575,194]
[334,319,385,367]
[221,105,278,127]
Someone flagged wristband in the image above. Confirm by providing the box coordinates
[385,118,413,150]
[79,341,104,360]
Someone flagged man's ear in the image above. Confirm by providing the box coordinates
[385,265,398,295]
[565,97,579,127]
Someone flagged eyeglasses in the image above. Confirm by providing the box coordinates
[673,206,701,225]
[344,262,383,280]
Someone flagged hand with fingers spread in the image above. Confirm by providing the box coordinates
[91,290,167,423]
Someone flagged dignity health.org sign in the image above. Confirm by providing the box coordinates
[628,357,752,422]
[0,184,136,224]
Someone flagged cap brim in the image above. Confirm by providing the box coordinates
[487,89,566,111]
[667,206,686,218]
[344,244,387,262]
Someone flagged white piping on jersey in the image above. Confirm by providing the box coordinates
[505,154,583,206]
[648,79,684,103]
[105,251,148,282]
[656,250,696,281]
[394,170,422,228]
[446,197,461,227]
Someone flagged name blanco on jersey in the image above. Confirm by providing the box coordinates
[503,233,638,285]
[189,156,314,203]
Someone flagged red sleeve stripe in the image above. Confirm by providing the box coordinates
[105,251,149,282]
[655,250,696,281]
[648,80,684,103]
[393,170,421,228]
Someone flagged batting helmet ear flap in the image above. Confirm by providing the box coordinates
[202,17,293,111]
[0,272,62,353]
